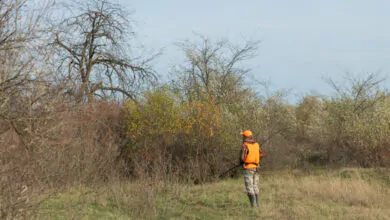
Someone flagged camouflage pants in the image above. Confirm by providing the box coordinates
[243,169,259,195]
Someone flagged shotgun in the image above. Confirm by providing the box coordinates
[219,164,241,178]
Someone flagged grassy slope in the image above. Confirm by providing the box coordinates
[35,168,390,220]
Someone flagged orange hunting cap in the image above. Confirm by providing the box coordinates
[240,130,253,137]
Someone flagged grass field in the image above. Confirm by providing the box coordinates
[33,168,390,220]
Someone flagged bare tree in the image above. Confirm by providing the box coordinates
[0,0,52,116]
[0,0,31,112]
[171,36,259,105]
[0,1,55,219]
[51,0,157,102]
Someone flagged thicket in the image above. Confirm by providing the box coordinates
[1,0,389,218]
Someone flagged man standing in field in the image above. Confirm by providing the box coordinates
[239,130,266,207]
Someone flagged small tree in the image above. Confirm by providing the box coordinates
[167,36,264,180]
[170,35,261,147]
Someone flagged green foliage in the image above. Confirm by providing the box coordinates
[296,96,324,139]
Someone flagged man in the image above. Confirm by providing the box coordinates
[239,130,266,207]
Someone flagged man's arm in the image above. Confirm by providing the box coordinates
[240,144,248,165]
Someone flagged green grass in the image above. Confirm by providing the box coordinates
[34,168,390,220]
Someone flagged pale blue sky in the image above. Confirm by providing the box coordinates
[120,0,390,102]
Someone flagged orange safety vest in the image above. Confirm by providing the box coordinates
[244,142,260,169]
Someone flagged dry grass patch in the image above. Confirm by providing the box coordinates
[259,168,390,219]
[32,168,390,220]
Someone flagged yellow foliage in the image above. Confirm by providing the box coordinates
[124,87,222,143]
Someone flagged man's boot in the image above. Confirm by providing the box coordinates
[247,194,255,207]
[255,194,260,207]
